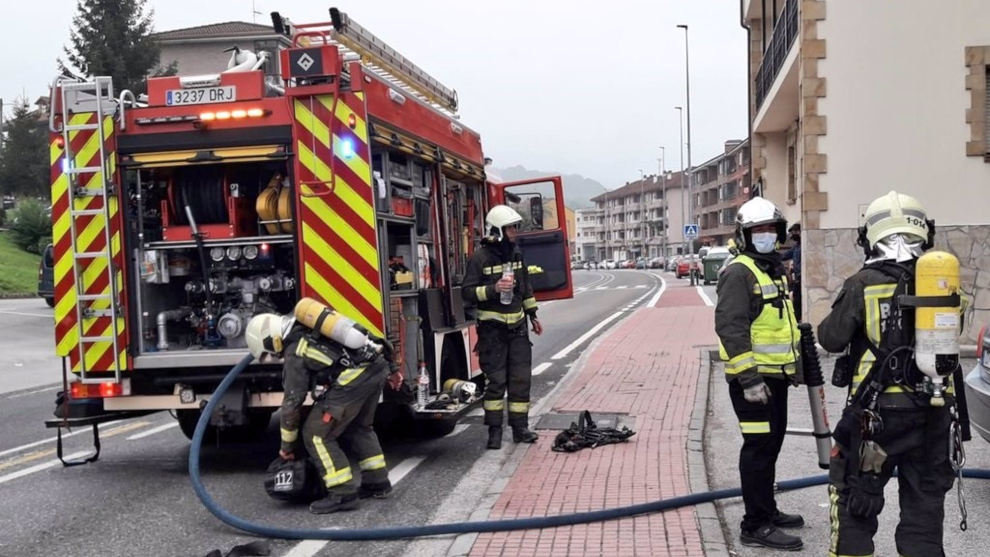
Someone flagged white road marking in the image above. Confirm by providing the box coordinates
[6,385,61,399]
[635,284,647,288]
[450,424,472,437]
[531,362,552,376]
[615,285,627,289]
[0,420,122,459]
[283,540,330,557]
[467,407,484,418]
[0,310,51,318]
[696,286,715,307]
[0,451,88,485]
[647,275,668,308]
[595,286,607,290]
[126,422,179,440]
[282,455,428,556]
[551,311,625,361]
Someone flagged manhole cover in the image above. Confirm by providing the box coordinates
[535,412,633,431]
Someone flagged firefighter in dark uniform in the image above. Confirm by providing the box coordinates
[715,197,804,551]
[245,312,403,514]
[819,191,957,557]
[462,205,543,450]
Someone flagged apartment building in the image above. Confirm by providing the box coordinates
[575,207,602,261]
[586,171,687,262]
[692,139,751,247]
[154,22,290,78]
[741,0,990,340]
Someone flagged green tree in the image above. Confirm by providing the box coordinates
[0,101,49,199]
[8,198,52,254]
[61,0,173,94]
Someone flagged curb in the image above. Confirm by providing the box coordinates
[690,348,730,557]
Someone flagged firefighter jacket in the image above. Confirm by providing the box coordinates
[817,260,954,405]
[461,240,538,328]
[278,325,380,453]
[715,252,800,389]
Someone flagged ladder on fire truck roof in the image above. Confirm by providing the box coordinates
[273,8,459,114]
[55,76,124,383]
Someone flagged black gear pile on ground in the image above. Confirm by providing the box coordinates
[552,411,635,453]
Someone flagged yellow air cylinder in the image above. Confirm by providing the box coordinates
[914,251,960,382]
[294,297,371,350]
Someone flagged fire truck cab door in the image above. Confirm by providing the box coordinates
[491,177,573,301]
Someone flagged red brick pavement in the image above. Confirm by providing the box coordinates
[470,283,716,557]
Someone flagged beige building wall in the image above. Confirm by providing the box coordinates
[817,1,990,229]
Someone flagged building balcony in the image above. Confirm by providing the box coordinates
[753,0,799,133]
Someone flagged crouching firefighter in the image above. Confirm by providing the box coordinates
[462,205,543,450]
[819,191,968,557]
[246,299,403,514]
[715,197,804,551]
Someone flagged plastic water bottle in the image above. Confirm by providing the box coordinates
[416,363,430,407]
[500,265,514,305]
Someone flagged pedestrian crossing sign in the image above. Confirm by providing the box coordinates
[684,224,699,239]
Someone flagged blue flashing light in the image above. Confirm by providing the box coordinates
[340,137,356,159]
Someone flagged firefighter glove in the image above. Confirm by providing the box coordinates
[743,380,771,405]
[847,472,886,519]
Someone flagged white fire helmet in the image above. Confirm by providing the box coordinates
[734,197,787,252]
[485,204,523,240]
[245,313,295,359]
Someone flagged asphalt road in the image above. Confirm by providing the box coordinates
[701,283,990,556]
[0,270,667,557]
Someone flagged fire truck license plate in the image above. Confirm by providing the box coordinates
[166,86,236,106]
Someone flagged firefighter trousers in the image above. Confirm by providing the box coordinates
[303,360,389,494]
[728,376,789,533]
[828,405,954,557]
[477,322,532,428]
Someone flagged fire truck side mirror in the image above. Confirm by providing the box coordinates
[529,197,544,230]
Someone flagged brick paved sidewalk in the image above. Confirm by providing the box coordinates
[469,283,717,557]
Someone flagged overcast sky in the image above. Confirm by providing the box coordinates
[1,0,748,188]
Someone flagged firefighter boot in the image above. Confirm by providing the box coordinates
[358,480,393,499]
[512,426,539,443]
[487,426,502,450]
[309,491,360,514]
[740,525,803,551]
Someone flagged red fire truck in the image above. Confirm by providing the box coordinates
[46,8,572,459]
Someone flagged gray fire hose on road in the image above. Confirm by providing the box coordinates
[189,354,990,541]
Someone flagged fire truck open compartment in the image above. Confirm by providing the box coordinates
[124,155,299,360]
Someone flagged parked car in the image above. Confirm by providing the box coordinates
[38,243,55,307]
[622,259,635,269]
[603,259,616,269]
[675,256,700,279]
[648,257,664,269]
[635,257,649,269]
[964,324,990,443]
[665,257,678,272]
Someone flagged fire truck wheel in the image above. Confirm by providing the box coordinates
[177,408,273,442]
[44,297,55,308]
[415,419,458,438]
[177,409,217,442]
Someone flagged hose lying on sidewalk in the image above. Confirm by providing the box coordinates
[189,354,990,541]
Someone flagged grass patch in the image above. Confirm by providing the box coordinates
[0,231,42,297]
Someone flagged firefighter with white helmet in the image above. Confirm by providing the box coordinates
[715,196,804,550]
[819,191,961,556]
[245,302,401,514]
[462,204,543,450]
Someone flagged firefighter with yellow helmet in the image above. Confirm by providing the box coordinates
[715,196,804,551]
[819,191,964,556]
[245,301,402,514]
[462,205,543,450]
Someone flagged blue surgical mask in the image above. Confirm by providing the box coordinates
[751,232,777,254]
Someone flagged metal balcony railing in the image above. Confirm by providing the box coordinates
[755,0,798,109]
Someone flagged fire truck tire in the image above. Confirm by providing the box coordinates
[415,419,457,438]
[44,297,55,307]
[177,409,273,442]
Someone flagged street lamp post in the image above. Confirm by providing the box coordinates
[658,146,666,259]
[675,106,685,257]
[677,23,696,285]
[638,169,646,259]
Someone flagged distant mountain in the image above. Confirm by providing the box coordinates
[493,165,607,210]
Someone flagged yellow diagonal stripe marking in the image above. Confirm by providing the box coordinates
[301,221,381,310]
[50,141,64,166]
[304,262,383,338]
[76,213,108,255]
[333,133,371,184]
[56,324,78,357]
[327,96,368,143]
[299,190,378,272]
[294,99,331,149]
[296,140,374,227]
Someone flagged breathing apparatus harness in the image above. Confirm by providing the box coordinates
[833,259,969,528]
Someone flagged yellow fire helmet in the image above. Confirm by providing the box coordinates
[861,190,930,248]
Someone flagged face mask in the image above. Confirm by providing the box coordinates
[751,232,777,254]
[867,233,925,263]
